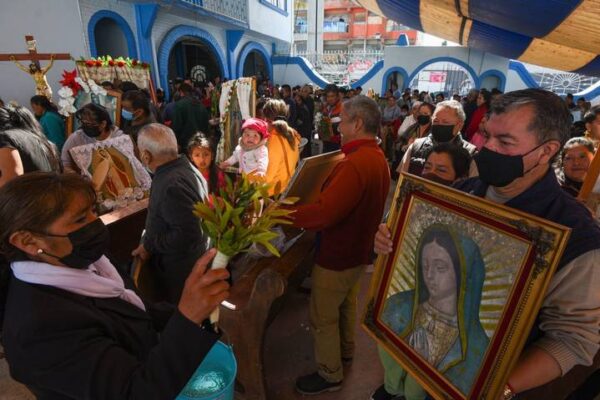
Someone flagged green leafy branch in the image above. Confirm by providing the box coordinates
[193,174,298,257]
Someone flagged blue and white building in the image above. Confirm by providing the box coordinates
[0,0,293,105]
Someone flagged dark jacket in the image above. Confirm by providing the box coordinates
[2,271,218,400]
[144,157,209,302]
[293,102,313,139]
[172,96,209,152]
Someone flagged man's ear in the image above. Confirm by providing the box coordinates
[9,230,43,257]
[541,140,561,164]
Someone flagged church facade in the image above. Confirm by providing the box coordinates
[0,0,292,105]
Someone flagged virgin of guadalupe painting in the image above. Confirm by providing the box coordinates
[363,173,570,400]
[69,135,151,213]
[381,224,489,395]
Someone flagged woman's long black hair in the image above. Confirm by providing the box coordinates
[187,132,220,194]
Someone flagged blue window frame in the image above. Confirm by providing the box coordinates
[259,0,288,16]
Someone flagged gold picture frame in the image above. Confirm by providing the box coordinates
[363,173,571,400]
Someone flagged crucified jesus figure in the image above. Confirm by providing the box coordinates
[10,54,55,99]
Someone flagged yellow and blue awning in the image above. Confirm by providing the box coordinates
[358,0,600,76]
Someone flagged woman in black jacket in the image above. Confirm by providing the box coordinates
[0,172,230,400]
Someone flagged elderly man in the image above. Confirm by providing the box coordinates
[373,89,600,400]
[399,99,476,176]
[132,123,209,303]
[291,96,391,395]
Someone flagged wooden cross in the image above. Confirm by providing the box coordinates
[0,35,71,63]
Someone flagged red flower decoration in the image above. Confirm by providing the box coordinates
[132,59,138,66]
[95,60,103,67]
[85,60,95,67]
[108,60,115,67]
[141,62,150,69]
[117,61,125,67]
[59,69,82,97]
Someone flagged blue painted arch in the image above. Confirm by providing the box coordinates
[508,60,539,88]
[88,10,138,59]
[381,66,410,95]
[407,57,481,90]
[350,60,384,90]
[236,41,273,80]
[478,69,507,91]
[157,25,229,99]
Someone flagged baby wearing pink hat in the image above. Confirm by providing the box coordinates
[220,117,270,177]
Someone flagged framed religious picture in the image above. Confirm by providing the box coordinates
[578,148,600,217]
[363,173,571,400]
[66,89,122,136]
[281,150,345,204]
[69,135,151,214]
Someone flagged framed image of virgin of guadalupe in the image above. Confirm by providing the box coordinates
[363,173,571,400]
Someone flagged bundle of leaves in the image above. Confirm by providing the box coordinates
[193,174,297,258]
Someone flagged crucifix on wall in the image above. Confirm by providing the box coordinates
[0,35,71,99]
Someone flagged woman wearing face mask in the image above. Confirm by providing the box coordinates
[393,103,434,171]
[0,172,230,400]
[121,90,156,148]
[61,103,124,173]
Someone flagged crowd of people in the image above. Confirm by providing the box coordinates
[0,76,599,400]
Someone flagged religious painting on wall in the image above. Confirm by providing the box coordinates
[69,135,151,213]
[363,173,570,400]
[281,150,345,204]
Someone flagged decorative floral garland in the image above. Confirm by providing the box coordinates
[77,56,150,69]
[57,69,107,117]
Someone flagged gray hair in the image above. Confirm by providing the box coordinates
[138,123,178,157]
[343,95,381,135]
[435,100,466,122]
[490,89,571,146]
[411,101,422,111]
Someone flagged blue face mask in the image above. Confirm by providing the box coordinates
[121,109,134,121]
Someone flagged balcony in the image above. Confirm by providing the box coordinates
[324,0,356,9]
[178,0,248,24]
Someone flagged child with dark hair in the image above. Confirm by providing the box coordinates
[187,132,225,194]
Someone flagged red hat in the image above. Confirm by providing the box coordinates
[242,117,269,139]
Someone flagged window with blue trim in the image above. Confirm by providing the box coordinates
[260,0,287,15]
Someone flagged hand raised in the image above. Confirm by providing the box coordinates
[178,249,230,325]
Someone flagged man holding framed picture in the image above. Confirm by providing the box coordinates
[290,96,391,395]
[374,89,600,400]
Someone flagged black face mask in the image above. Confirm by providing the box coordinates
[82,124,102,138]
[474,144,544,187]
[421,172,455,187]
[431,124,455,142]
[416,115,431,126]
[38,219,110,269]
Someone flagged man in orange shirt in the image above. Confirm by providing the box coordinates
[322,84,343,153]
[292,96,391,395]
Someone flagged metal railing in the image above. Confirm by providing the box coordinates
[179,0,248,23]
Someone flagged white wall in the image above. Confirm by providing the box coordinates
[248,0,293,43]
[0,0,88,107]
[504,69,530,92]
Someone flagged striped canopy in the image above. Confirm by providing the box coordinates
[358,0,600,76]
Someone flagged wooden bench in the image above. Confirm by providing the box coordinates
[219,229,315,400]
[100,199,148,266]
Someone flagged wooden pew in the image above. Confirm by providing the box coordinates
[100,199,148,266]
[219,230,315,400]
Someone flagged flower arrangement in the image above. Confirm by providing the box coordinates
[78,56,150,69]
[57,69,106,116]
[193,174,297,326]
[313,111,334,141]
